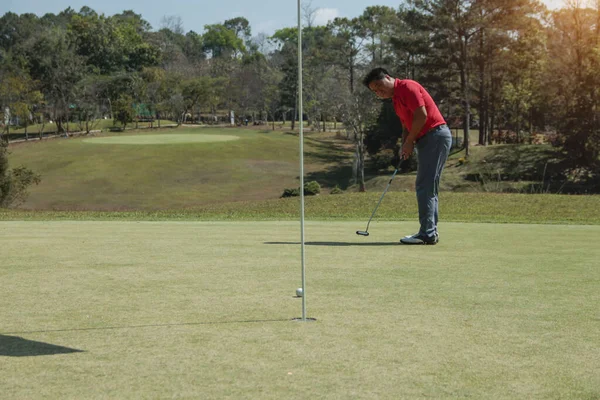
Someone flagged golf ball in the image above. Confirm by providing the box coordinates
[296,288,303,297]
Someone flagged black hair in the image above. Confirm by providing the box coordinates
[363,67,390,88]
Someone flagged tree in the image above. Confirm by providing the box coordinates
[365,100,404,164]
[113,94,135,129]
[0,68,43,138]
[141,67,167,127]
[25,28,86,134]
[75,75,103,133]
[202,24,246,58]
[411,0,479,157]
[271,27,299,130]
[342,85,380,191]
[329,17,367,94]
[181,77,211,123]
[358,6,398,65]
[183,31,205,64]
[0,140,41,208]
[547,3,600,166]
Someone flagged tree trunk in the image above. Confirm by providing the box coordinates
[516,101,521,144]
[107,98,113,119]
[357,137,366,192]
[489,109,495,145]
[478,28,486,146]
[349,62,355,94]
[38,122,45,140]
[56,117,64,134]
[460,35,470,157]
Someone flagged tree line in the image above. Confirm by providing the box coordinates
[0,1,598,194]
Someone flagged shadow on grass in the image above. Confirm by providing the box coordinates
[265,241,399,246]
[1,319,292,335]
[464,145,570,182]
[0,335,84,357]
[462,145,600,193]
[305,165,354,190]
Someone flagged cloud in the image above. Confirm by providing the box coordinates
[313,8,340,26]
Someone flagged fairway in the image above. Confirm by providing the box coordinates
[1,221,599,399]
[7,127,343,210]
[82,133,240,145]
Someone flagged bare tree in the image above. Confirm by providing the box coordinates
[302,0,318,27]
[160,15,184,35]
[341,85,379,192]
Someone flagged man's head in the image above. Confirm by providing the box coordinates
[363,67,395,99]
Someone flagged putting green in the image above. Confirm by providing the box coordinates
[82,133,240,145]
[1,221,599,398]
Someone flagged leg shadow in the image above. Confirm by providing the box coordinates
[0,335,84,357]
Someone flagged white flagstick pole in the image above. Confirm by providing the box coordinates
[297,0,306,321]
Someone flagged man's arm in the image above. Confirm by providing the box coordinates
[401,106,427,159]
[406,106,427,144]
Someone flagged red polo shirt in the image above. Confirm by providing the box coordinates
[392,79,446,140]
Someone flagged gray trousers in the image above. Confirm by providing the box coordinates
[415,125,452,238]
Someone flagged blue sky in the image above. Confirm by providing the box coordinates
[1,0,566,36]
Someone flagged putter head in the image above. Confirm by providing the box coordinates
[356,231,369,236]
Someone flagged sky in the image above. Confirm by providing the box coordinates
[1,0,568,36]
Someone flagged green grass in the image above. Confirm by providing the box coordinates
[1,221,599,399]
[82,133,240,145]
[5,126,599,215]
[1,192,599,224]
[7,127,346,210]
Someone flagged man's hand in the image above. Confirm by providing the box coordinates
[401,140,415,159]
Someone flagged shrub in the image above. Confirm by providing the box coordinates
[304,180,321,195]
[330,185,343,194]
[0,140,41,207]
[281,188,300,198]
[281,181,321,198]
[371,149,395,171]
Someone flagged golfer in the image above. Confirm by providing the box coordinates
[363,68,452,245]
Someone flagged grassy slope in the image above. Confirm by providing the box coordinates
[5,126,599,222]
[7,127,347,210]
[1,221,599,399]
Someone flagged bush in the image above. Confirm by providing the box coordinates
[565,167,598,185]
[371,149,395,171]
[304,181,321,195]
[330,185,343,194]
[281,181,321,198]
[0,140,41,207]
[281,188,300,198]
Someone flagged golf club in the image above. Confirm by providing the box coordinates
[356,163,402,236]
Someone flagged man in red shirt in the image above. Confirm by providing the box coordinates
[363,68,452,245]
